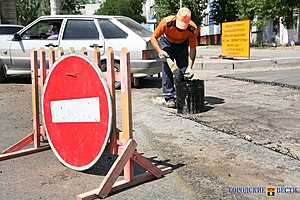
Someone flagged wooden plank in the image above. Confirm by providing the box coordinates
[80,47,88,56]
[120,48,134,181]
[120,48,133,141]
[111,167,172,193]
[48,47,56,69]
[69,47,75,53]
[77,139,137,200]
[107,47,118,155]
[76,189,98,200]
[31,50,40,148]
[132,152,163,178]
[2,133,33,154]
[58,47,64,57]
[93,47,101,68]
[97,139,137,198]
[0,146,50,161]
[2,133,33,153]
[39,48,47,84]
[39,48,47,140]
[76,167,172,200]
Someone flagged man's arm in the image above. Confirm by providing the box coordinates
[188,24,198,69]
[188,48,196,69]
[150,36,162,54]
[151,19,167,56]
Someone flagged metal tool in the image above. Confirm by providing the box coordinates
[166,57,194,81]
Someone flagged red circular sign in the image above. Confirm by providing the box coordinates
[42,54,112,171]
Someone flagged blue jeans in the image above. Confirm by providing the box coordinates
[160,37,189,100]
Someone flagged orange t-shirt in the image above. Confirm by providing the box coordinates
[152,15,198,48]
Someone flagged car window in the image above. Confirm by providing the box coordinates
[21,19,62,40]
[117,18,152,37]
[0,27,22,35]
[98,19,128,39]
[63,20,99,40]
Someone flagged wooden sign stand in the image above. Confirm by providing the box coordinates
[77,48,172,199]
[0,48,54,161]
[0,46,172,198]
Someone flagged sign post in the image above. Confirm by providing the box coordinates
[40,47,172,199]
[222,20,251,59]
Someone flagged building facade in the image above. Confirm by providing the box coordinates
[0,0,17,24]
[142,0,156,31]
[199,0,220,45]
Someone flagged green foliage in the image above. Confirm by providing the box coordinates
[16,0,41,25]
[210,0,239,24]
[16,0,88,25]
[60,0,89,15]
[95,0,146,23]
[211,0,300,29]
[154,0,207,26]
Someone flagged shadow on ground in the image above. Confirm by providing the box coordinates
[136,77,162,89]
[84,152,184,177]
[197,96,225,113]
[4,76,31,84]
[205,96,225,106]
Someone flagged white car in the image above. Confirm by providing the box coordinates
[0,24,24,40]
[0,15,160,86]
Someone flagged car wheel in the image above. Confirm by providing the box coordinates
[0,64,7,83]
[100,61,121,90]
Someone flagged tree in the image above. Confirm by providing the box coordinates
[210,0,239,25]
[154,0,207,26]
[16,0,40,25]
[50,0,60,15]
[96,0,146,23]
[17,0,89,25]
[60,0,89,15]
[212,0,300,28]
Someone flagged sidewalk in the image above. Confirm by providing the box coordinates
[194,46,300,70]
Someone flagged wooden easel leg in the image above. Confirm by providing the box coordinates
[0,146,50,161]
[0,49,52,161]
[31,49,41,148]
[77,139,137,200]
[110,166,172,194]
[132,152,164,178]
[39,49,47,140]
[106,47,118,155]
[120,48,134,182]
[2,132,34,154]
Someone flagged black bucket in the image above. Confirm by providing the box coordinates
[175,79,205,114]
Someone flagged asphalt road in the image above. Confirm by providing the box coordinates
[1,65,300,200]
[219,68,300,89]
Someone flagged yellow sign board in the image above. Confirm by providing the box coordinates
[222,20,251,58]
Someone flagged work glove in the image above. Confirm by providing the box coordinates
[158,50,169,59]
[166,58,177,72]
[184,67,194,80]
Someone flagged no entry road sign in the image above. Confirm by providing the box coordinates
[42,54,112,171]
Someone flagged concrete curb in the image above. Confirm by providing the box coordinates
[194,57,300,70]
[218,74,300,90]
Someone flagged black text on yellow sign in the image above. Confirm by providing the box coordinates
[222,20,251,58]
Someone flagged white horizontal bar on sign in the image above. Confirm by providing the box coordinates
[50,97,100,123]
